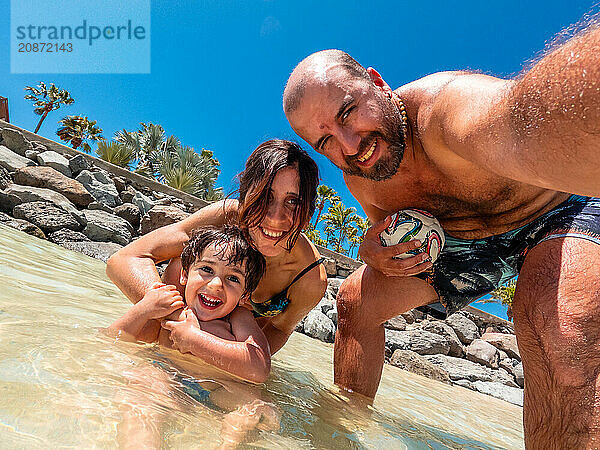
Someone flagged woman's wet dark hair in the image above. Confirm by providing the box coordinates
[181,226,266,299]
[237,139,319,251]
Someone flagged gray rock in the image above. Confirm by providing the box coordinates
[13,201,81,233]
[59,241,123,263]
[0,145,35,171]
[472,381,523,407]
[48,228,90,244]
[385,329,450,356]
[326,277,343,297]
[36,151,72,177]
[481,332,521,360]
[25,149,39,161]
[114,203,141,228]
[132,191,155,216]
[421,320,464,357]
[400,311,415,324]
[384,315,407,331]
[337,268,352,278]
[466,339,500,369]
[0,166,11,190]
[13,166,94,207]
[303,309,335,343]
[424,354,518,387]
[31,142,47,153]
[499,357,514,374]
[513,362,524,388]
[139,205,188,235]
[0,129,33,155]
[323,258,337,277]
[68,154,90,176]
[445,313,480,344]
[0,212,46,239]
[317,290,335,314]
[82,209,134,246]
[453,379,474,390]
[389,349,451,384]
[88,201,115,214]
[112,176,127,193]
[75,170,121,207]
[120,185,137,203]
[326,307,338,326]
[412,308,424,321]
[5,184,86,226]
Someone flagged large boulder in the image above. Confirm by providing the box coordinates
[421,320,464,357]
[0,211,45,239]
[385,329,450,356]
[384,315,407,331]
[60,241,123,263]
[132,191,156,216]
[481,332,521,360]
[48,228,91,244]
[5,184,85,226]
[82,209,134,246]
[75,170,121,207]
[0,129,33,155]
[466,339,500,369]
[0,166,11,190]
[389,349,451,384]
[513,362,524,388]
[424,354,518,387]
[68,154,90,176]
[13,166,94,207]
[472,381,524,407]
[36,151,71,177]
[0,145,35,172]
[13,201,81,233]
[139,205,189,235]
[303,309,335,343]
[114,203,141,228]
[445,313,480,344]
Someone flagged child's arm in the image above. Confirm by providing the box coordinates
[162,307,271,383]
[108,282,185,342]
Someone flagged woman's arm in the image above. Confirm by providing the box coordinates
[106,200,236,304]
[162,307,271,384]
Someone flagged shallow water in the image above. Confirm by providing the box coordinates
[0,224,524,448]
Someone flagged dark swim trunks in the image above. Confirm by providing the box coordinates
[416,195,600,318]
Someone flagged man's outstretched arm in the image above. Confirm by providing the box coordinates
[439,24,600,196]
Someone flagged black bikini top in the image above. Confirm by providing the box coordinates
[249,257,325,318]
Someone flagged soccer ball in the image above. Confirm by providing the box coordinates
[379,209,445,262]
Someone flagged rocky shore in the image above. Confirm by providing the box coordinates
[0,122,524,406]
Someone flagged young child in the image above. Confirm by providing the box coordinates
[110,226,279,449]
[108,225,270,383]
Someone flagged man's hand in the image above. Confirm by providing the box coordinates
[138,282,185,320]
[162,308,201,354]
[358,216,433,277]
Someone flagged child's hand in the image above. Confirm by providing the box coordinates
[219,400,281,449]
[139,282,185,320]
[161,308,201,353]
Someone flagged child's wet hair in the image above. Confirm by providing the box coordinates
[180,226,266,299]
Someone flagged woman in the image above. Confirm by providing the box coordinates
[106,139,327,354]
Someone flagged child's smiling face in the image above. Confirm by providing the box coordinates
[180,242,247,322]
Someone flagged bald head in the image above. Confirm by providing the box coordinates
[283,49,370,115]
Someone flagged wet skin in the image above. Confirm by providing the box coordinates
[286,30,600,447]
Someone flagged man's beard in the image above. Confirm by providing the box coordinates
[340,99,406,181]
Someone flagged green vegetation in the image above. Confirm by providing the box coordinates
[24,82,75,133]
[96,141,136,169]
[56,115,104,152]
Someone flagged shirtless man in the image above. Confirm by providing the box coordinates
[283,22,600,448]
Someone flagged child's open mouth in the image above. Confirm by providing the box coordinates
[199,293,222,310]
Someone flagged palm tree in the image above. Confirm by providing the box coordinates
[156,146,223,200]
[322,202,358,253]
[313,185,340,227]
[96,141,136,169]
[56,115,104,152]
[346,226,361,258]
[114,123,180,179]
[24,82,75,133]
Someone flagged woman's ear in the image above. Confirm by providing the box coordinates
[180,268,188,286]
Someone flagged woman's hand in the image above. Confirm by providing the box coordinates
[162,308,201,354]
[358,216,433,277]
[138,282,185,320]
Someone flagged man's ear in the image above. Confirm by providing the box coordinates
[180,269,188,286]
[367,67,393,97]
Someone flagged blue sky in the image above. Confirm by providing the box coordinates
[1,0,596,319]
